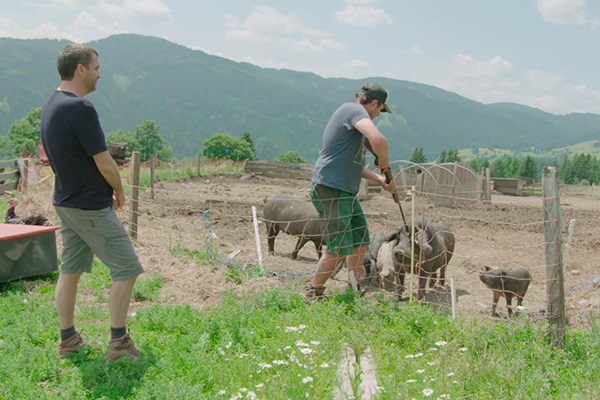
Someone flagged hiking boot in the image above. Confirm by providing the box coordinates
[106,333,140,362]
[58,331,86,358]
[303,286,327,303]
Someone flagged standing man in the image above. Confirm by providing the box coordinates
[41,44,144,362]
[306,83,395,300]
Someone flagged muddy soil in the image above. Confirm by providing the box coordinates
[14,171,600,327]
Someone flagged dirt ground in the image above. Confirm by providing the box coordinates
[13,171,600,328]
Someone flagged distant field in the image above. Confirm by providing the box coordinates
[459,139,600,161]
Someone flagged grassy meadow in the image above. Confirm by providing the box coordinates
[2,159,600,399]
[459,139,600,162]
[1,262,600,399]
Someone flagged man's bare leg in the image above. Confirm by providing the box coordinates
[311,253,346,288]
[55,272,82,329]
[346,245,368,285]
[109,276,138,328]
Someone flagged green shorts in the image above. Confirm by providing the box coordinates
[310,183,370,256]
[55,206,144,281]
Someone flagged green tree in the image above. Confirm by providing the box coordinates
[504,156,521,178]
[241,132,257,160]
[468,158,479,172]
[490,158,505,178]
[439,149,461,163]
[3,108,41,158]
[133,120,170,162]
[202,133,254,161]
[519,155,537,180]
[274,151,306,163]
[106,129,135,144]
[438,150,447,163]
[409,147,427,164]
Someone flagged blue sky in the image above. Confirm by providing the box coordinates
[1,0,599,115]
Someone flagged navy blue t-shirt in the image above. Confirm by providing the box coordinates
[41,90,112,209]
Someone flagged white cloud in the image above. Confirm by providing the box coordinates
[453,54,515,79]
[440,53,600,114]
[319,38,346,51]
[0,16,76,41]
[69,11,123,42]
[536,0,587,25]
[95,0,172,25]
[403,44,424,56]
[335,5,393,27]
[344,0,382,4]
[21,0,82,9]
[224,6,341,53]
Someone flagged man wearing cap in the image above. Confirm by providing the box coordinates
[306,83,396,300]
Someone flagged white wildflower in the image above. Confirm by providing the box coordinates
[319,362,329,368]
[422,388,434,397]
[302,376,313,384]
[300,348,313,355]
[310,341,320,345]
[435,340,448,347]
[416,369,425,374]
[257,362,272,370]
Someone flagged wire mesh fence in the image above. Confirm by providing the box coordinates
[5,159,600,337]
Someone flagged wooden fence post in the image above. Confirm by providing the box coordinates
[22,159,29,194]
[542,166,566,349]
[197,151,201,176]
[129,151,141,240]
[150,153,156,200]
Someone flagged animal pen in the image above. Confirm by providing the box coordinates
[6,155,598,349]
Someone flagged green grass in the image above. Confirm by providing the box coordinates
[1,263,600,399]
[121,158,246,195]
[460,140,600,162]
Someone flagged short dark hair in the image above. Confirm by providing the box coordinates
[57,44,98,80]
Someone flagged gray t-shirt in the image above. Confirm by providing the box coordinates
[312,102,369,194]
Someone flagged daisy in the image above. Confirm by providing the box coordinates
[422,388,434,397]
[302,376,314,384]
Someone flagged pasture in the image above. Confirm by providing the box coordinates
[2,164,600,399]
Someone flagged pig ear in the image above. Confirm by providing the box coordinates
[383,227,402,242]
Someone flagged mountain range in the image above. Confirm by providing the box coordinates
[1,34,599,162]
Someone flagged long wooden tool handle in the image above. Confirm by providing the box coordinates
[382,168,400,203]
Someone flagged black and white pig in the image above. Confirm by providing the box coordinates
[263,196,324,260]
[377,219,455,298]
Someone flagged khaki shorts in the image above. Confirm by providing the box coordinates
[55,206,144,281]
[310,183,370,256]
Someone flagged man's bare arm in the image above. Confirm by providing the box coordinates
[93,150,125,208]
[354,118,389,170]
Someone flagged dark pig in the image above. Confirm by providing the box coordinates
[363,232,385,275]
[377,219,454,298]
[479,266,531,317]
[263,196,324,260]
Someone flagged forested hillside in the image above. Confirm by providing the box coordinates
[1,34,599,161]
